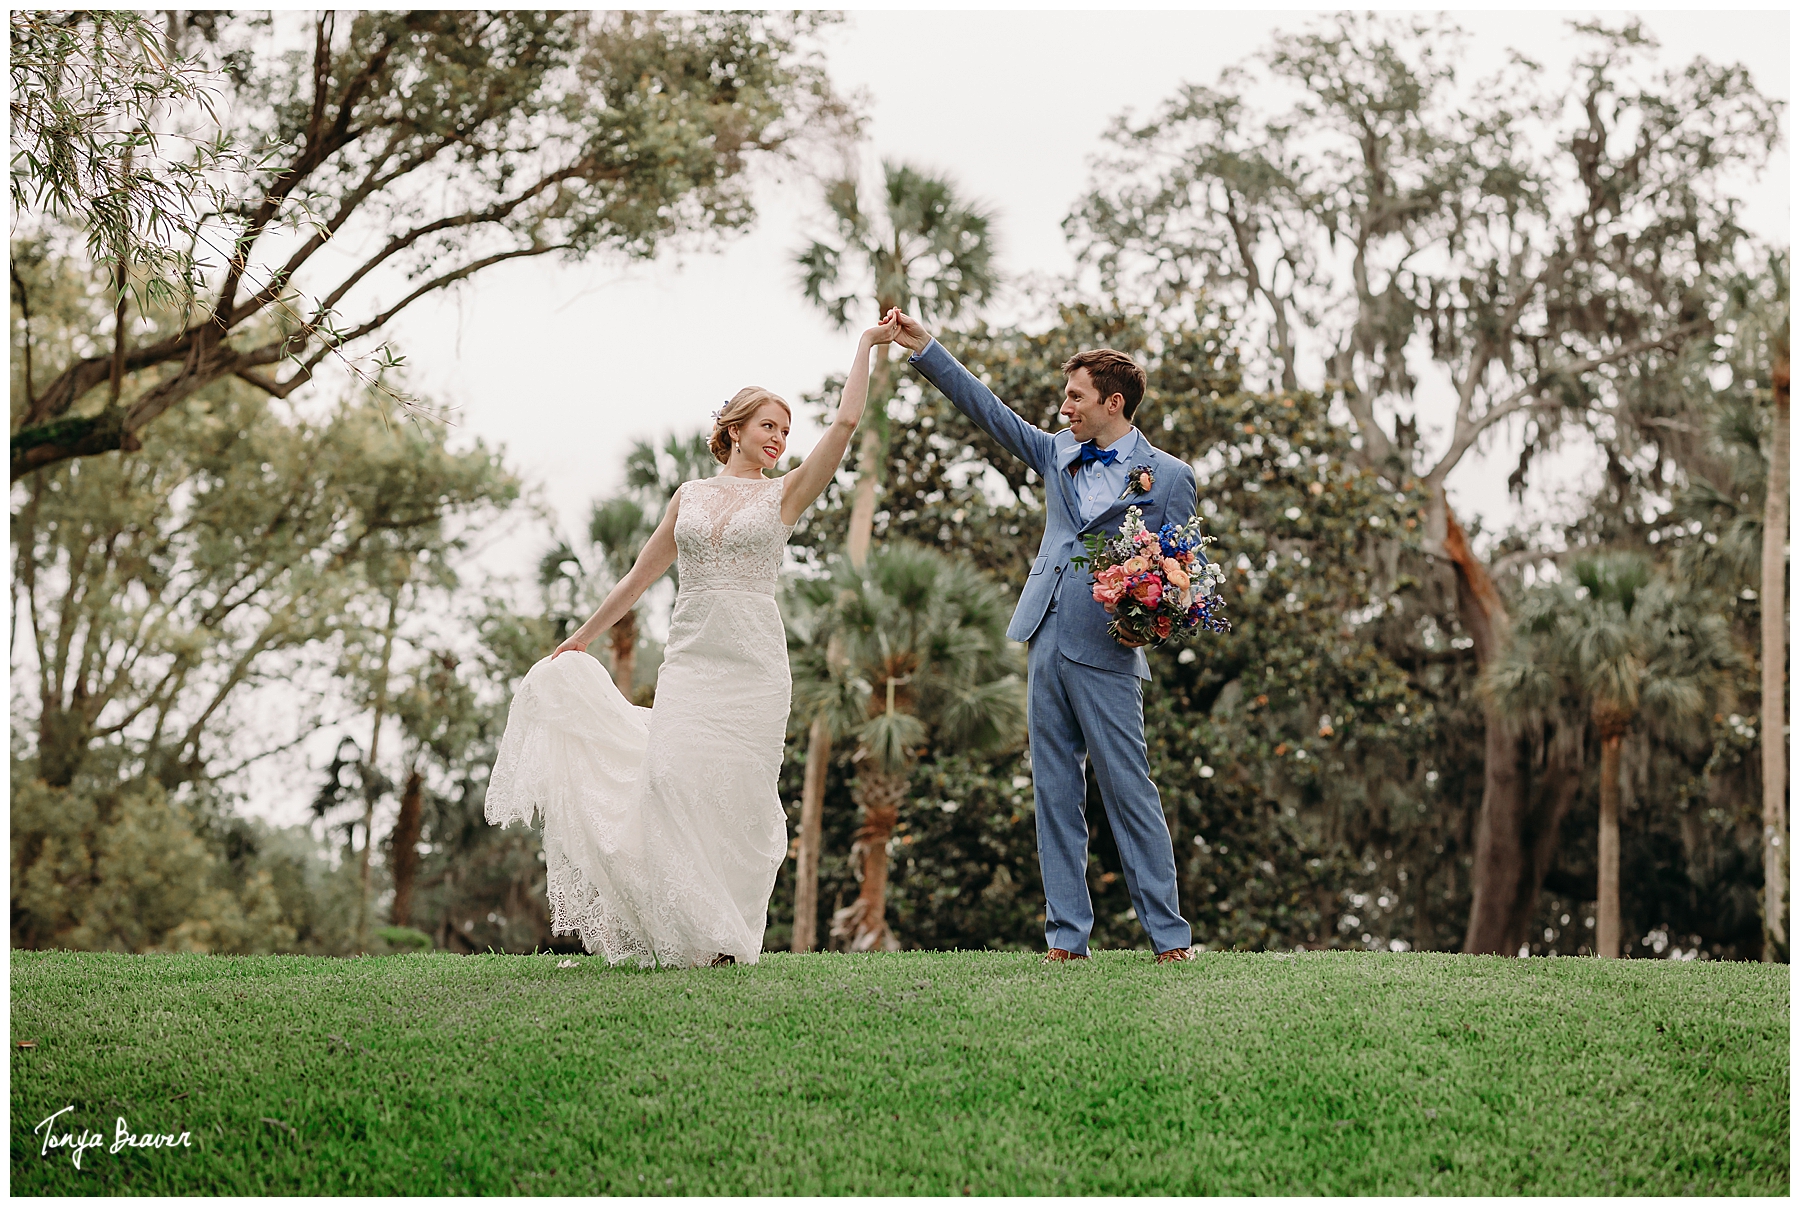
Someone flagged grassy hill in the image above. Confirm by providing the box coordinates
[9,948,1788,1195]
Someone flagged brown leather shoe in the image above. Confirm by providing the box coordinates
[1044,948,1089,963]
[1154,946,1195,964]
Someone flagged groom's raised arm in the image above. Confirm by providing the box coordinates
[904,337,1057,479]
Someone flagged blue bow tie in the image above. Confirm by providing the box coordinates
[1071,442,1119,475]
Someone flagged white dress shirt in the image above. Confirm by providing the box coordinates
[1072,427,1145,526]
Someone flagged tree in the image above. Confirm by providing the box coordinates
[1664,257,1791,960]
[11,771,296,953]
[387,602,552,956]
[536,430,712,698]
[10,11,230,317]
[610,430,715,695]
[1068,14,1783,953]
[12,234,520,954]
[385,646,484,936]
[797,159,999,571]
[1760,340,1788,965]
[779,295,1772,958]
[781,570,858,952]
[12,385,517,798]
[790,161,998,948]
[1483,554,1738,956]
[788,543,1025,951]
[582,499,654,697]
[1737,269,1792,964]
[11,10,846,478]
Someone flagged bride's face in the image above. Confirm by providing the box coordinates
[731,403,790,470]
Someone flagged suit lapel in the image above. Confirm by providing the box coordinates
[1050,434,1084,527]
[1057,438,1085,478]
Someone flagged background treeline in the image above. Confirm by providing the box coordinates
[10,12,1787,961]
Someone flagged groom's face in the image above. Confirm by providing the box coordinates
[1060,368,1125,442]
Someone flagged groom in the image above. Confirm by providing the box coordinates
[891,312,1197,964]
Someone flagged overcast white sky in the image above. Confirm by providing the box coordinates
[369,8,1788,572]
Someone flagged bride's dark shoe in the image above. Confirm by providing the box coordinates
[709,953,737,967]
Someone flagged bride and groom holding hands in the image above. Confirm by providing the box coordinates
[488,308,1205,968]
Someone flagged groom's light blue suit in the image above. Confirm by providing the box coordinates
[908,339,1196,955]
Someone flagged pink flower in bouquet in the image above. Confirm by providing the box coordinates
[1134,530,1158,547]
[1155,614,1173,639]
[1163,559,1190,590]
[1092,566,1129,607]
[1131,577,1163,607]
[1122,555,1150,576]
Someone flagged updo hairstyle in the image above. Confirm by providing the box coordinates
[709,387,793,465]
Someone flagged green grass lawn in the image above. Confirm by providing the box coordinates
[9,948,1788,1195]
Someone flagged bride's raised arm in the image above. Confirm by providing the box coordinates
[779,312,900,526]
[552,490,681,659]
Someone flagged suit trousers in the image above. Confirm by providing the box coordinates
[1027,603,1192,955]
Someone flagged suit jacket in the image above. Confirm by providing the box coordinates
[909,339,1202,682]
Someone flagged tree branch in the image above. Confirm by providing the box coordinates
[1425,321,1709,487]
[11,262,36,409]
[308,240,571,352]
[229,128,415,320]
[214,19,405,326]
[309,163,593,322]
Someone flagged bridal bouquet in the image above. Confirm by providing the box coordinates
[1073,507,1230,647]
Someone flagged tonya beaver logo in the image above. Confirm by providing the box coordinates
[33,1105,192,1170]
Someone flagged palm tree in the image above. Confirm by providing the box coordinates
[796,160,999,570]
[586,496,654,696]
[623,430,716,503]
[1672,254,1788,960]
[544,431,715,698]
[788,543,1026,952]
[783,574,867,953]
[1764,335,1789,965]
[792,162,999,948]
[1483,554,1739,957]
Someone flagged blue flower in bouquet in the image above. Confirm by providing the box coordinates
[1158,522,1195,558]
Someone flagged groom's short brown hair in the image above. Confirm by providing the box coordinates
[1062,348,1147,419]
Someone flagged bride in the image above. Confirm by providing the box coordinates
[486,313,900,968]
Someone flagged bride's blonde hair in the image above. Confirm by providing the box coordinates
[710,387,792,465]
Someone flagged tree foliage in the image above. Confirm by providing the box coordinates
[10,11,230,312]
[11,9,848,477]
[1067,13,1784,954]
[11,14,1782,964]
[1071,15,1781,496]
[787,542,1025,950]
[12,377,517,794]
[798,161,999,330]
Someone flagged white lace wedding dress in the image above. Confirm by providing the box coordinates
[486,475,794,967]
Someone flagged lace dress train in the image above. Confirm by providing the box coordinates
[486,476,794,967]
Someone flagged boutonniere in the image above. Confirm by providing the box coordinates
[1119,464,1155,500]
